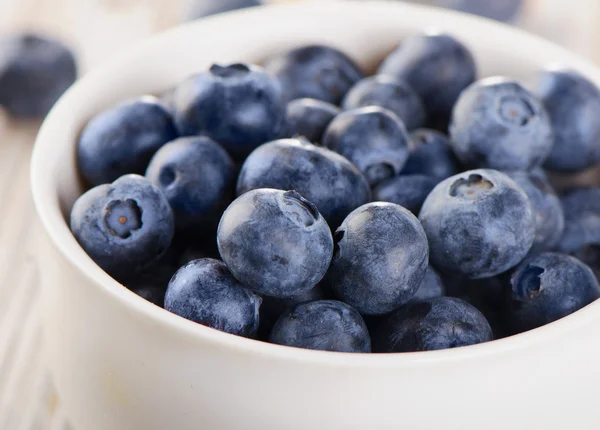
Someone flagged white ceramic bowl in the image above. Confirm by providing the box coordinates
[31,2,600,429]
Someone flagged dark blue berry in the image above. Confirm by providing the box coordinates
[165,258,261,338]
[217,189,333,298]
[322,106,410,186]
[534,67,600,172]
[269,300,371,353]
[146,136,235,232]
[236,138,371,228]
[378,32,476,127]
[450,77,553,171]
[342,75,426,130]
[504,169,564,253]
[70,174,175,281]
[419,169,535,278]
[0,33,77,118]
[265,45,364,105]
[372,174,438,215]
[172,63,285,158]
[373,297,493,352]
[328,202,429,315]
[506,253,600,334]
[77,97,177,187]
[404,129,461,181]
[285,98,340,143]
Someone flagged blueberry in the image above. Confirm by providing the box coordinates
[327,202,429,315]
[419,169,535,278]
[534,67,600,172]
[0,34,77,118]
[428,0,522,22]
[285,98,340,143]
[372,174,438,215]
[165,258,261,338]
[77,97,177,187]
[342,75,426,130]
[70,174,175,281]
[322,106,410,186]
[504,169,564,253]
[172,63,285,158]
[408,265,446,304]
[404,129,461,181]
[258,283,328,340]
[146,136,235,232]
[558,187,600,271]
[450,78,553,171]
[269,300,371,353]
[185,0,262,20]
[505,253,600,334]
[378,32,476,127]
[373,297,492,352]
[217,189,333,298]
[237,138,371,228]
[265,45,364,105]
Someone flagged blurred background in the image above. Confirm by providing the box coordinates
[0,0,598,429]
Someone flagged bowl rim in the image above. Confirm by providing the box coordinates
[30,0,600,368]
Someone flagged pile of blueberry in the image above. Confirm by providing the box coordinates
[71,30,600,354]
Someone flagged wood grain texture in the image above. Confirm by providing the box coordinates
[0,0,593,428]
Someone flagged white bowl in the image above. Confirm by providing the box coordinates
[31,2,600,429]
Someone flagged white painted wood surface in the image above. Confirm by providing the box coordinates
[0,0,595,428]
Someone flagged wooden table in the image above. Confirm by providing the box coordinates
[0,0,596,428]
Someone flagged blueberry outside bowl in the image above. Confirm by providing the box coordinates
[31,3,600,429]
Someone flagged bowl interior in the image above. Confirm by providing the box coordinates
[31,0,600,363]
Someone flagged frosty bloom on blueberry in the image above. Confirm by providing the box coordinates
[419,169,535,279]
[70,174,175,281]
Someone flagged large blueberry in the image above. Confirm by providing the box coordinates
[265,45,364,105]
[236,138,371,228]
[327,202,429,315]
[505,253,600,334]
[258,283,328,340]
[378,32,476,127]
[185,0,262,20]
[419,169,535,278]
[404,129,461,181]
[0,34,77,118]
[165,258,261,338]
[146,136,235,232]
[373,297,493,352]
[269,300,371,353]
[217,189,333,298]
[77,97,177,187]
[534,67,600,172]
[172,63,285,158]
[504,169,564,253]
[285,98,340,143]
[408,265,446,304]
[450,78,553,171]
[342,75,426,130]
[372,174,438,215]
[558,187,600,271]
[323,106,410,186]
[70,174,175,281]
